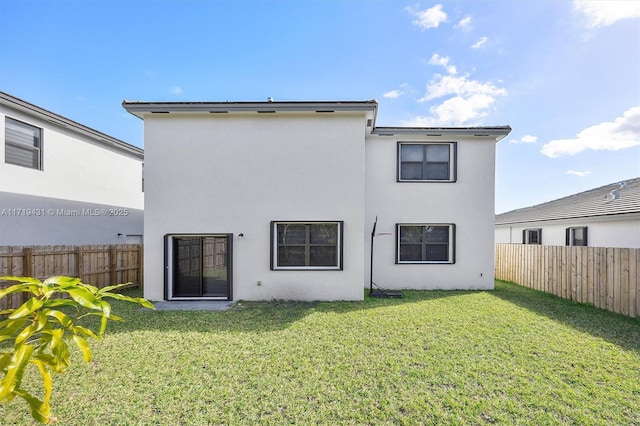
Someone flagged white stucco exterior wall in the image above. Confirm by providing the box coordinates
[495,215,640,248]
[0,97,144,245]
[0,108,143,209]
[143,112,367,301]
[365,134,498,290]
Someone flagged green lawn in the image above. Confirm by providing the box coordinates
[2,281,639,425]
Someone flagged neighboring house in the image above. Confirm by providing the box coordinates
[0,91,144,245]
[123,99,511,302]
[495,178,640,248]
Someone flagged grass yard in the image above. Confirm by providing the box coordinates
[2,281,639,425]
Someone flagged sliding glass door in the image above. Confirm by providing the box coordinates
[168,235,232,300]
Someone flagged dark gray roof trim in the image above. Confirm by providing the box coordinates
[122,100,379,118]
[373,126,512,140]
[1,91,143,159]
[495,177,640,224]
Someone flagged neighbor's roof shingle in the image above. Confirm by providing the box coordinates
[495,177,640,225]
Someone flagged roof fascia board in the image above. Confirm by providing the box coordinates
[372,126,512,141]
[122,100,379,117]
[1,91,143,159]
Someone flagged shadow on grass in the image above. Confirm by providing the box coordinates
[490,280,640,354]
[105,287,465,335]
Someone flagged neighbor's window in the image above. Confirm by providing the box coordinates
[523,229,542,245]
[5,117,42,170]
[566,227,587,246]
[271,221,343,270]
[396,224,455,264]
[398,142,456,182]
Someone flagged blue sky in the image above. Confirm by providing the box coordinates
[1,0,638,213]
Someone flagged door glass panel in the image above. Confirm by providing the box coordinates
[202,237,228,297]
[173,238,202,297]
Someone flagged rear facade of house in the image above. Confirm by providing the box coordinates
[124,99,510,301]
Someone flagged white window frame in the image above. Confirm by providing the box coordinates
[5,117,43,170]
[396,223,456,264]
[397,142,457,182]
[271,221,343,270]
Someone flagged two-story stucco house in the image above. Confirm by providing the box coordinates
[123,99,510,301]
[1,91,144,245]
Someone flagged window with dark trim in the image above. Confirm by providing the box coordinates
[396,223,455,264]
[5,117,42,170]
[271,221,343,270]
[523,228,542,245]
[566,227,587,246]
[398,142,457,182]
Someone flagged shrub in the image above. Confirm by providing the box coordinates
[0,276,154,424]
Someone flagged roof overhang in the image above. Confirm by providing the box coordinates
[373,126,512,142]
[122,99,379,121]
[0,91,143,159]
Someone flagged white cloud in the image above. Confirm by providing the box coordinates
[403,93,498,126]
[383,90,404,99]
[471,36,488,49]
[429,54,457,75]
[407,4,447,30]
[455,16,472,31]
[409,65,506,125]
[419,73,507,102]
[541,106,640,158]
[567,170,591,177]
[574,0,640,28]
[170,86,183,95]
[510,135,538,144]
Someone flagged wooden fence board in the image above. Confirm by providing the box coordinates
[496,244,639,319]
[0,244,143,310]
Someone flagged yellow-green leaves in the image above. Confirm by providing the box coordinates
[0,275,154,423]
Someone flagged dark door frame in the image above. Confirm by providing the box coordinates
[163,233,233,301]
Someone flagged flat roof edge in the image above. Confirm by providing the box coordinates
[122,100,379,116]
[372,126,512,138]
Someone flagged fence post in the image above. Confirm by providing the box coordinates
[110,245,117,287]
[24,247,34,278]
[76,246,84,282]
[138,245,144,289]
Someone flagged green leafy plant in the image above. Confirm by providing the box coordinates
[0,276,154,424]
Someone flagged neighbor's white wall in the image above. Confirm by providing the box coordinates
[495,215,640,248]
[0,108,143,209]
[365,134,498,290]
[143,112,367,301]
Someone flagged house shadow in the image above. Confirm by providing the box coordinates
[489,280,640,354]
[105,288,464,335]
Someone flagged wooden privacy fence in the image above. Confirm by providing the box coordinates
[0,244,143,310]
[495,244,639,319]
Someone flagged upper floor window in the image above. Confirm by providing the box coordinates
[5,117,42,170]
[523,228,542,245]
[271,221,343,270]
[398,142,456,182]
[396,223,455,264]
[566,227,587,246]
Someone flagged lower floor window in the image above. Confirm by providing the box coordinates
[566,226,587,246]
[523,228,542,244]
[271,221,343,270]
[396,223,455,264]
